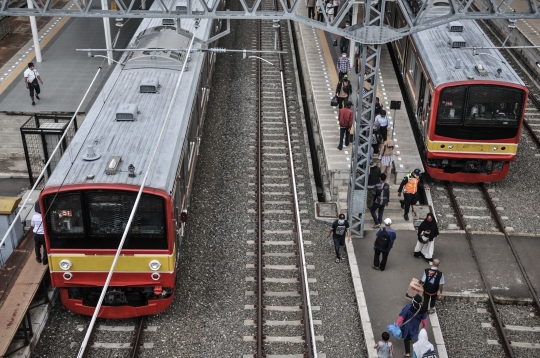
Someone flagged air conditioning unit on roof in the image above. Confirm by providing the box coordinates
[116,103,138,121]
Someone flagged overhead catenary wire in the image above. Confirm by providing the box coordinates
[76,32,197,358]
[0,67,103,266]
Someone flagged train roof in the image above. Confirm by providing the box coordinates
[411,17,525,88]
[45,0,218,194]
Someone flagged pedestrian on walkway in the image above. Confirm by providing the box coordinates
[334,21,350,54]
[316,2,324,21]
[23,62,44,106]
[335,74,352,109]
[327,213,351,263]
[374,331,394,358]
[333,0,340,20]
[372,218,396,271]
[375,97,383,116]
[337,100,353,150]
[326,1,334,22]
[379,139,394,183]
[420,259,444,314]
[30,202,48,265]
[374,109,390,150]
[413,329,435,358]
[398,168,424,221]
[370,174,390,228]
[336,51,351,81]
[306,0,316,19]
[414,213,439,262]
[395,294,427,357]
[367,159,381,206]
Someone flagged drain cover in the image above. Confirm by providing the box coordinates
[316,202,338,218]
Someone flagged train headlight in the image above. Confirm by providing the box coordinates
[59,259,72,270]
[149,260,161,271]
[448,145,453,149]
[492,146,498,151]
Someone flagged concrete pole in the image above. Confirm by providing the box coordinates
[27,0,42,62]
[101,0,113,65]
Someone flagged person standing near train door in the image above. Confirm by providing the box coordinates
[398,168,424,221]
[23,62,44,106]
[31,202,48,265]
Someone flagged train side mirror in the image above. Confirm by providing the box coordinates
[180,212,188,223]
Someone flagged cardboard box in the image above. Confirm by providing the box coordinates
[406,278,424,298]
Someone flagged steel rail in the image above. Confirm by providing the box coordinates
[255,15,264,358]
[273,4,316,356]
[479,184,540,315]
[524,95,540,149]
[130,316,147,358]
[444,181,514,358]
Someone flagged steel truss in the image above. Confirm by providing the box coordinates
[2,0,540,43]
[348,0,382,237]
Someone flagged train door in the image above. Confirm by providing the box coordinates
[417,73,426,126]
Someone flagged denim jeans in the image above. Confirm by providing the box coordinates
[369,202,385,225]
[333,237,345,259]
[338,127,349,150]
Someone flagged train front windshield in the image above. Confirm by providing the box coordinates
[436,85,526,140]
[44,191,167,250]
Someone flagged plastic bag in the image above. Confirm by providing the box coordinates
[331,96,338,107]
[387,323,402,339]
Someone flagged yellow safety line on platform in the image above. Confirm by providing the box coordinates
[0,16,71,96]
[318,29,338,92]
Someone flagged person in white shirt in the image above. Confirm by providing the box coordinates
[23,62,44,106]
[31,202,48,265]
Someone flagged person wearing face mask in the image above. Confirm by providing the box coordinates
[398,169,425,221]
[414,213,439,262]
[334,21,351,55]
[327,213,351,263]
[336,51,351,81]
[419,259,444,315]
[23,62,44,106]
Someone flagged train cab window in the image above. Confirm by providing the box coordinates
[45,193,85,238]
[437,86,466,125]
[465,85,524,127]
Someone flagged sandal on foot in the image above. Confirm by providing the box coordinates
[429,308,436,314]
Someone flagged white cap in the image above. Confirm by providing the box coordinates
[384,218,392,225]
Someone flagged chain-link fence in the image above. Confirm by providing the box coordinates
[20,114,78,185]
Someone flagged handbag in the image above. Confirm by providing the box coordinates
[418,230,430,244]
[332,39,338,46]
[330,96,338,107]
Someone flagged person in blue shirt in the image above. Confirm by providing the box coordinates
[395,294,427,357]
[372,218,397,271]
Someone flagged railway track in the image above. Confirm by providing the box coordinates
[244,1,319,357]
[444,181,540,357]
[76,315,150,357]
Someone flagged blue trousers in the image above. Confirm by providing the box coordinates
[333,237,346,259]
[370,202,385,225]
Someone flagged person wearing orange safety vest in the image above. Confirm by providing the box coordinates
[398,169,425,221]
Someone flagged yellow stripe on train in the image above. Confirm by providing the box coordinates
[48,252,175,272]
[426,138,518,154]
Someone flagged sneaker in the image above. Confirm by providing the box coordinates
[337,146,342,150]
[372,265,379,270]
[36,257,42,264]
[31,101,35,105]
[404,213,409,221]
[43,261,48,266]
[36,95,40,100]
[372,224,380,229]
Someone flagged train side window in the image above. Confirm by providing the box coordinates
[437,86,466,124]
[45,193,85,238]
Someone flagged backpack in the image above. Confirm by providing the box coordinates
[375,228,390,250]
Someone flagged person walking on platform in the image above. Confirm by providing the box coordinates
[375,97,383,116]
[420,259,444,314]
[374,331,394,358]
[370,174,390,228]
[414,213,439,262]
[306,0,316,19]
[335,74,352,109]
[413,329,435,358]
[379,139,394,183]
[31,202,48,265]
[327,213,351,263]
[372,218,396,271]
[374,109,390,151]
[337,100,353,150]
[367,159,381,207]
[395,294,427,357]
[23,62,44,106]
[334,21,351,55]
[398,168,424,221]
[336,51,351,81]
[325,1,334,22]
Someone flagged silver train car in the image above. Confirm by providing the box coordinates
[38,0,223,318]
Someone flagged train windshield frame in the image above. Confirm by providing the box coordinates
[44,190,167,250]
[435,85,526,140]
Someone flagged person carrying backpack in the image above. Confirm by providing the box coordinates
[372,218,396,271]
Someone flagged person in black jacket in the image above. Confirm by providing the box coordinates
[370,173,389,228]
[419,259,445,314]
[366,159,381,207]
[335,75,353,109]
